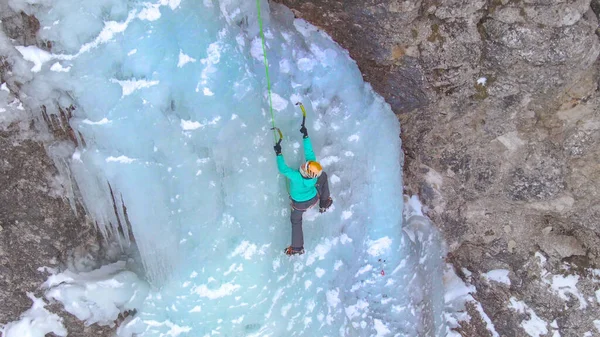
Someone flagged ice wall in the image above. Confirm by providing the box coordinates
[3,0,448,335]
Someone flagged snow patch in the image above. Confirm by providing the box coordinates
[106,155,136,164]
[43,261,149,326]
[110,79,159,97]
[508,297,548,337]
[326,288,340,308]
[15,46,53,72]
[482,269,511,286]
[373,319,391,336]
[192,282,240,299]
[269,92,288,111]
[549,274,587,309]
[50,62,71,72]
[180,116,221,130]
[0,293,66,337]
[366,237,392,257]
[178,50,197,68]
[82,118,111,125]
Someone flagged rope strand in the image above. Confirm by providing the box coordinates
[256,0,278,143]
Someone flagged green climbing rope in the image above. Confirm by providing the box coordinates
[256,0,278,143]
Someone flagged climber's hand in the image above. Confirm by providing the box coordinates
[274,141,282,155]
[300,125,308,138]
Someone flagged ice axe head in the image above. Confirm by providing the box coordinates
[295,102,306,126]
[271,127,283,145]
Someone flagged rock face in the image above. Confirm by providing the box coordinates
[0,6,116,336]
[275,0,600,336]
[0,121,116,336]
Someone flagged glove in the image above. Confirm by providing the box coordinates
[300,125,308,138]
[274,142,282,155]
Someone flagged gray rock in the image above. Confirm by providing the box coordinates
[0,123,117,337]
[539,234,586,258]
[276,0,600,336]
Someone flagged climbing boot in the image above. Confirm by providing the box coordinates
[319,197,333,213]
[284,246,305,256]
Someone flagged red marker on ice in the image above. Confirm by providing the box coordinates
[381,270,385,276]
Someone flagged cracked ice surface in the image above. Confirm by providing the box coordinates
[10,0,447,335]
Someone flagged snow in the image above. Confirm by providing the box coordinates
[180,116,221,130]
[269,92,289,111]
[50,62,71,72]
[110,79,160,97]
[82,118,111,125]
[508,297,548,337]
[106,155,136,164]
[373,319,391,336]
[250,37,264,62]
[482,269,511,286]
[341,210,353,220]
[443,265,475,305]
[43,261,149,326]
[14,46,53,72]
[326,288,340,308]
[0,293,66,337]
[535,253,588,309]
[549,274,587,309]
[177,50,197,68]
[366,237,393,257]
[474,302,499,337]
[191,282,241,299]
[442,264,502,337]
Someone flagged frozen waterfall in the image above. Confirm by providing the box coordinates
[2,0,448,336]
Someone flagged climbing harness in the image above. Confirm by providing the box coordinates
[256,0,278,143]
[290,194,320,211]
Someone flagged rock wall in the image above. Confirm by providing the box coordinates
[275,0,600,336]
[0,5,116,336]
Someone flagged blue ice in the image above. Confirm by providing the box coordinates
[12,0,447,335]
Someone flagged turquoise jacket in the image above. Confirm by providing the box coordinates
[276,137,318,202]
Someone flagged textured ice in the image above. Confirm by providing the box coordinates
[3,0,449,335]
[42,261,149,326]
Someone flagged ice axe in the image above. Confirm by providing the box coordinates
[295,102,307,128]
[271,126,283,146]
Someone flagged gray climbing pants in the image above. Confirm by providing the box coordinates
[290,172,331,248]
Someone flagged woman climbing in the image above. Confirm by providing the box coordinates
[274,122,333,256]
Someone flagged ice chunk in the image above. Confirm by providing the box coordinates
[43,261,149,326]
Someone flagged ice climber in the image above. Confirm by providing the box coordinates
[274,123,333,256]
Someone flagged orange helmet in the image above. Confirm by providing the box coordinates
[300,161,322,178]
